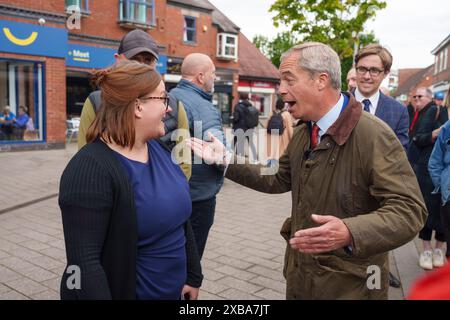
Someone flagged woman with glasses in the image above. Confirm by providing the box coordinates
[59,60,202,300]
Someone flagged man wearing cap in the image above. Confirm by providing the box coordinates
[77,29,191,179]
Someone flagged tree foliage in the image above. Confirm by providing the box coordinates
[253,0,386,89]
[253,32,299,68]
[269,0,386,60]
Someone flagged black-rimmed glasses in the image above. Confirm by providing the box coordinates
[139,92,170,110]
[355,66,385,77]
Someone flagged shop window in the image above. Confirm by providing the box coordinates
[250,93,271,118]
[65,0,90,14]
[119,0,155,27]
[217,33,238,60]
[183,16,197,44]
[0,60,44,143]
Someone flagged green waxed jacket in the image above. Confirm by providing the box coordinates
[226,93,427,300]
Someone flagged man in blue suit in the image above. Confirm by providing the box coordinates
[353,44,410,288]
[354,44,409,150]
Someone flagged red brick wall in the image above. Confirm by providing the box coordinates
[0,0,64,13]
[0,52,66,144]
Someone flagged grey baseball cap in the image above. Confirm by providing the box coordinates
[118,29,159,60]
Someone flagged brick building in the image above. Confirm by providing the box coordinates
[431,34,450,97]
[0,0,276,151]
[394,33,450,104]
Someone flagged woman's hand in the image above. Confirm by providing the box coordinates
[181,284,199,300]
[186,132,229,165]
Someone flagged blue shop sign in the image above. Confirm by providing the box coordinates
[0,19,67,58]
[67,44,116,69]
[156,55,167,74]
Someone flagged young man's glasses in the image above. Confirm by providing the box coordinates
[139,92,170,110]
[355,66,385,77]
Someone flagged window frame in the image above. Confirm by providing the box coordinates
[183,16,197,44]
[65,0,90,15]
[217,33,238,60]
[0,58,46,145]
[118,0,156,27]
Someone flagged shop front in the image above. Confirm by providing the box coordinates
[66,43,167,118]
[0,19,67,149]
[238,80,278,119]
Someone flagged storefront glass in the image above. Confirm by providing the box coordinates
[0,59,44,142]
[250,92,272,118]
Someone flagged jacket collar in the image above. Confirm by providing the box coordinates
[419,101,435,114]
[177,79,213,102]
[324,92,362,146]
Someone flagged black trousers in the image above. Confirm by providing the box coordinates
[189,196,216,259]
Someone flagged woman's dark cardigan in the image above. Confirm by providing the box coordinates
[58,139,203,299]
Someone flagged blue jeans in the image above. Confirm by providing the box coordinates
[190,196,216,259]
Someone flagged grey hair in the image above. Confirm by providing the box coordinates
[416,87,433,98]
[281,42,342,90]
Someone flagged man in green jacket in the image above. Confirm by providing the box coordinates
[78,29,191,179]
[188,42,427,299]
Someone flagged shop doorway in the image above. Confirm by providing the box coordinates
[66,71,92,118]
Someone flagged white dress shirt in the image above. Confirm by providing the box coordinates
[314,94,345,144]
[354,88,380,115]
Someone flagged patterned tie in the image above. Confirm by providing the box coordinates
[362,99,371,113]
[311,123,319,149]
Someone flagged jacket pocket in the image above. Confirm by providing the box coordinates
[312,254,370,299]
[341,193,376,217]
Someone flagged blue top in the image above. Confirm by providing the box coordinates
[170,79,226,202]
[14,113,29,128]
[114,140,192,300]
[429,120,450,205]
[0,111,15,127]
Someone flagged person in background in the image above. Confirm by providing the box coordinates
[434,91,445,108]
[12,105,30,140]
[266,97,294,167]
[428,119,450,262]
[232,92,259,158]
[353,44,409,151]
[408,87,446,270]
[59,60,202,300]
[346,67,357,92]
[169,53,225,260]
[0,106,16,139]
[436,88,449,126]
[353,44,410,288]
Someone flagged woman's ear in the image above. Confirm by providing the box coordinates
[134,100,143,118]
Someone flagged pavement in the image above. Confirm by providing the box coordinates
[0,142,432,300]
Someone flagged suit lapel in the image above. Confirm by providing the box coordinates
[375,92,387,119]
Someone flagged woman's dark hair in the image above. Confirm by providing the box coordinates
[86,60,162,148]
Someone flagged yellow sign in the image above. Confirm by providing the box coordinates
[3,27,38,46]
